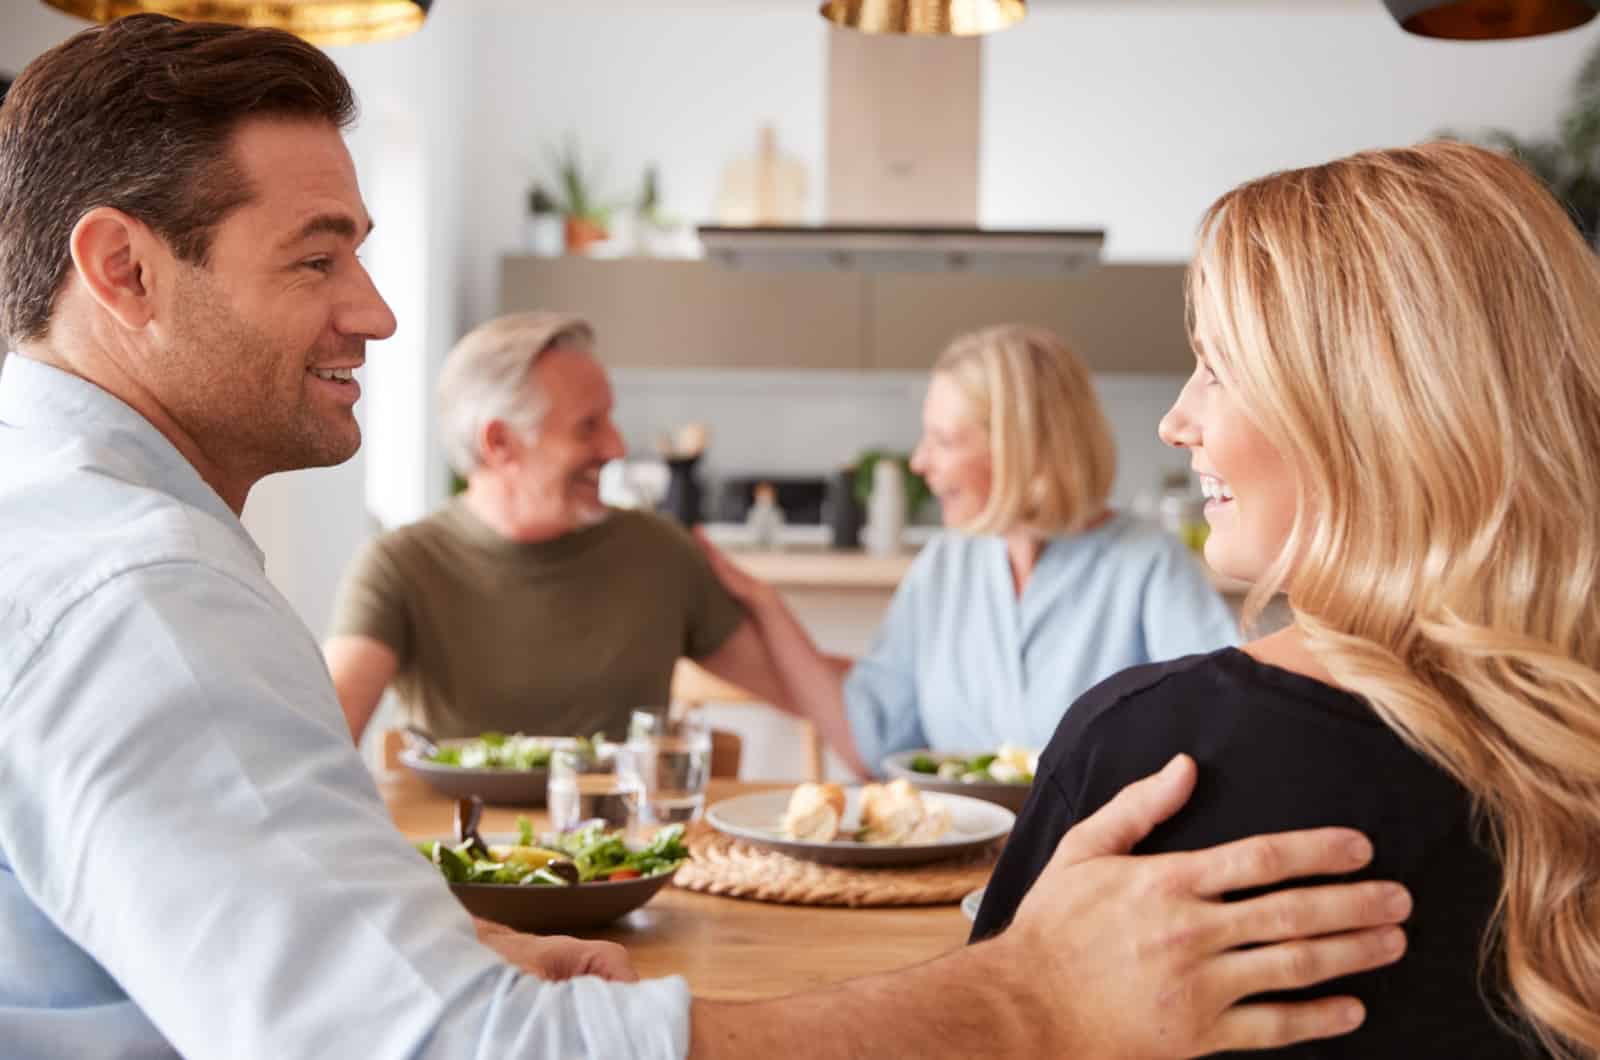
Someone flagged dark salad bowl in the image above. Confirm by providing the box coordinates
[447,865,679,933]
[420,812,689,933]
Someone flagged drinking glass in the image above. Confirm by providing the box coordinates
[546,744,643,836]
[626,706,712,825]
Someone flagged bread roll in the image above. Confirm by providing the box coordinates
[781,782,846,841]
[860,779,943,845]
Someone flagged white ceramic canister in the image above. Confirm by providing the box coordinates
[864,459,906,556]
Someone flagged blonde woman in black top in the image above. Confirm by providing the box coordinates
[977,141,1600,1059]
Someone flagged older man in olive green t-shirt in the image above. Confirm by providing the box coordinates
[324,311,783,743]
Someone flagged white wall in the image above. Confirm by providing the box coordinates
[456,2,828,331]
[982,3,1594,257]
[451,2,1596,284]
[0,1,83,70]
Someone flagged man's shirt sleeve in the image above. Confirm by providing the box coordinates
[0,560,689,1059]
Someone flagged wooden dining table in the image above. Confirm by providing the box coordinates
[380,771,973,1000]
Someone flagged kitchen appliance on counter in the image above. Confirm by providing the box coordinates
[714,475,829,525]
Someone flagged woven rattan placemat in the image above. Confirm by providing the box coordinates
[673,826,1000,908]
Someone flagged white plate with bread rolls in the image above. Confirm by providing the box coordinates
[705,779,1014,866]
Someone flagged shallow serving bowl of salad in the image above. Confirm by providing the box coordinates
[881,745,1039,813]
[400,732,582,806]
[419,819,689,932]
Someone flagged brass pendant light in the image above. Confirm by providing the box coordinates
[820,0,1025,36]
[41,0,432,46]
[1383,0,1598,39]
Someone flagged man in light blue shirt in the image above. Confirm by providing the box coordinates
[0,14,1415,1060]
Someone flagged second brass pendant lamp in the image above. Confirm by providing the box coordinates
[819,0,1025,37]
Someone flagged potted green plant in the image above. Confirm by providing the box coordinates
[633,163,699,259]
[546,134,612,254]
[1450,39,1600,247]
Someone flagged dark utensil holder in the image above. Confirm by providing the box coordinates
[662,456,704,526]
[825,467,863,549]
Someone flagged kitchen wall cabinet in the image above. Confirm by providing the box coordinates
[865,265,1191,373]
[498,257,866,370]
[498,257,1192,374]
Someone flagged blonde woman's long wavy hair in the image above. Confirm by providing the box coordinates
[1190,140,1600,1058]
[933,324,1116,537]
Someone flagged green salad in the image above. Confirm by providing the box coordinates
[418,818,688,887]
[908,744,1037,785]
[428,732,600,771]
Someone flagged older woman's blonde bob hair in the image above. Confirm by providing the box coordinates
[932,324,1115,537]
[435,311,595,476]
[1191,141,1600,1059]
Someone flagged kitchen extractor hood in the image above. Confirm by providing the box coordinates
[700,27,1103,275]
[698,224,1103,274]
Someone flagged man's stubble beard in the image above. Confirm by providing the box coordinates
[167,268,360,482]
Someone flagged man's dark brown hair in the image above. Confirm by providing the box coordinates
[0,14,356,347]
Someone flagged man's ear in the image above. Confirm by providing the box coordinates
[67,207,161,332]
[478,419,517,469]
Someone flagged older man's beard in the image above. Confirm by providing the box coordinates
[574,505,611,529]
[573,486,612,528]
[570,462,613,528]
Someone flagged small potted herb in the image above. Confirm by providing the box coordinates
[546,134,612,255]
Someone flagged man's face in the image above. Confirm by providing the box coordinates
[499,347,627,533]
[148,117,395,494]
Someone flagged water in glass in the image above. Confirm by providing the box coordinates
[547,749,642,833]
[628,707,712,825]
[640,736,711,823]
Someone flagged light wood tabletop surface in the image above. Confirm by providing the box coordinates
[380,771,972,1000]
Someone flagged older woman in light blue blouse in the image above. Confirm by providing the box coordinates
[696,324,1239,776]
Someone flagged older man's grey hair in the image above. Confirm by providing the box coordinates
[436,311,596,476]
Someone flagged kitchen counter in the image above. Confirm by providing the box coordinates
[725,543,1253,596]
[727,546,916,590]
